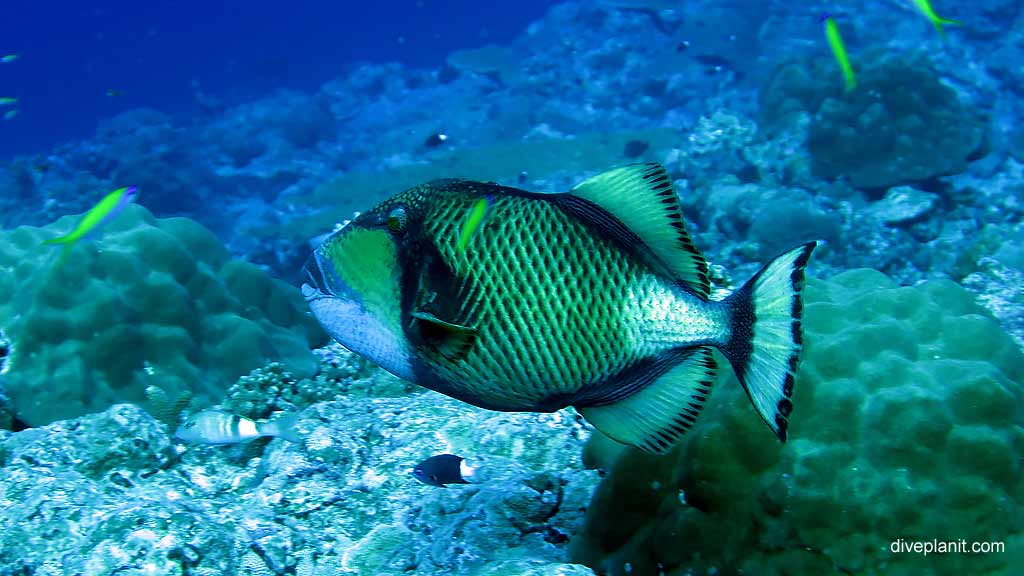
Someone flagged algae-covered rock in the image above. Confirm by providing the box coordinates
[869,185,940,226]
[572,269,1024,576]
[221,348,419,422]
[446,44,525,85]
[694,181,841,261]
[0,357,599,575]
[0,204,325,426]
[0,405,223,574]
[761,54,986,189]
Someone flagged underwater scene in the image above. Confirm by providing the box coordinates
[1,0,1023,574]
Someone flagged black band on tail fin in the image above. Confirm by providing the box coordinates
[721,241,816,441]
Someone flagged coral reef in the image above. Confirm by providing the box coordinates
[962,223,1024,349]
[0,204,325,426]
[761,54,987,189]
[0,380,12,431]
[683,179,842,263]
[0,344,599,575]
[221,344,417,420]
[571,269,1024,576]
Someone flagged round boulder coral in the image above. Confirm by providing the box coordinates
[572,269,1023,576]
[762,54,986,189]
[0,204,325,426]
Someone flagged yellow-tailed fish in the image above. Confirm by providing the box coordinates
[0,97,16,106]
[42,186,138,257]
[0,54,18,63]
[456,194,493,253]
[302,164,817,455]
[910,0,960,35]
[822,15,856,93]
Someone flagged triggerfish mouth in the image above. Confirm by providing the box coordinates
[302,163,816,454]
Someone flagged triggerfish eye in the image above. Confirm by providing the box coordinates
[386,207,408,233]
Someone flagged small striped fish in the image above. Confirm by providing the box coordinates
[174,410,302,444]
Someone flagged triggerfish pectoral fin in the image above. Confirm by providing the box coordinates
[411,311,478,361]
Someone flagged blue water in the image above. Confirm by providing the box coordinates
[0,0,557,159]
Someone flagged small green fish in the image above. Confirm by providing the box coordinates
[303,163,816,455]
[456,195,493,253]
[910,0,960,35]
[3,109,18,121]
[175,410,302,444]
[42,186,138,257]
[0,97,16,106]
[0,54,18,63]
[823,15,856,93]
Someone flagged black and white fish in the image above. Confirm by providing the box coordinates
[412,454,478,487]
[174,410,302,445]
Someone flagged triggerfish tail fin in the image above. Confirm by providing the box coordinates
[260,412,303,443]
[577,347,717,455]
[720,241,816,442]
[822,15,856,93]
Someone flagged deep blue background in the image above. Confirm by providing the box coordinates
[0,0,558,159]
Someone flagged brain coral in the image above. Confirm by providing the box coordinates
[761,54,986,189]
[0,204,325,427]
[571,269,1024,576]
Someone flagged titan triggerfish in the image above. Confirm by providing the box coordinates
[302,163,815,454]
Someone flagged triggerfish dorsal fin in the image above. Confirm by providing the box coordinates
[577,346,717,455]
[567,163,711,299]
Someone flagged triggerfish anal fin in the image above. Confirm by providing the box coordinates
[577,347,717,455]
[822,14,856,93]
[565,163,711,299]
[41,185,138,256]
